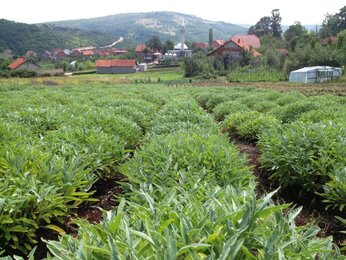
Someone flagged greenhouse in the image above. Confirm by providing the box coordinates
[289,66,343,84]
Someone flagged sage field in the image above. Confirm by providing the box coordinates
[0,75,345,259]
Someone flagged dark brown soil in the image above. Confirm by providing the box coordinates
[30,174,125,259]
[233,138,345,249]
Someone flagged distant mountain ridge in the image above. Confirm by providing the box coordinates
[0,19,114,55]
[44,12,248,47]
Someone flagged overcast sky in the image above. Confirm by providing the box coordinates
[1,0,344,25]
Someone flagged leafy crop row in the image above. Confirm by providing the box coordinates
[192,87,346,217]
[44,95,339,259]
[0,84,162,255]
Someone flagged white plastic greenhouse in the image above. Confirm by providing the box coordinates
[289,66,343,84]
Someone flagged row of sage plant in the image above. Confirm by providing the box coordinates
[191,87,346,228]
[44,95,340,259]
[258,121,346,212]
[0,84,161,255]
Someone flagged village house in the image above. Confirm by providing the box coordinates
[8,57,40,71]
[82,50,94,57]
[207,34,261,58]
[25,50,37,59]
[109,48,128,56]
[53,49,66,60]
[135,44,154,62]
[70,49,83,58]
[96,59,137,74]
[41,51,52,60]
[211,40,226,49]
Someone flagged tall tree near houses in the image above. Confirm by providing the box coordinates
[248,16,271,37]
[320,6,346,38]
[271,9,282,38]
[146,36,163,53]
[248,9,282,38]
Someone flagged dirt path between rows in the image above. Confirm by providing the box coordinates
[233,139,345,249]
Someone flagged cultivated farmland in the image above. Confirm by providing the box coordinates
[0,76,345,259]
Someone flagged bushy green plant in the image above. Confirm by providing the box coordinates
[121,131,251,190]
[182,52,215,78]
[149,99,217,136]
[0,144,95,254]
[274,92,305,106]
[271,101,320,123]
[321,167,346,212]
[44,185,338,259]
[10,70,37,78]
[213,101,251,121]
[222,111,279,143]
[258,122,346,196]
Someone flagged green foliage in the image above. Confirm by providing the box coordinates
[43,92,337,260]
[0,144,96,254]
[259,122,346,197]
[319,6,346,38]
[122,132,251,189]
[321,167,346,211]
[45,186,338,259]
[149,99,217,136]
[0,81,345,258]
[47,12,247,48]
[271,101,320,123]
[337,29,346,66]
[284,22,308,51]
[213,101,251,121]
[248,9,282,38]
[0,19,113,55]
[227,67,287,82]
[10,70,37,78]
[222,111,279,143]
[0,83,160,255]
[182,52,216,79]
[146,36,163,53]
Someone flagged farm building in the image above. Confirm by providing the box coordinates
[8,57,40,71]
[289,66,343,84]
[96,59,137,74]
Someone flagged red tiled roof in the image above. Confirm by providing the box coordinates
[8,57,27,70]
[96,59,136,68]
[277,48,288,55]
[109,48,127,53]
[231,35,261,50]
[321,36,337,46]
[82,50,94,56]
[135,44,147,52]
[192,42,209,49]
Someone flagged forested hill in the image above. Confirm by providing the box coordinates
[0,12,247,55]
[0,19,113,55]
[45,12,247,47]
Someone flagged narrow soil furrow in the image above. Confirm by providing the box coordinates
[233,138,345,249]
